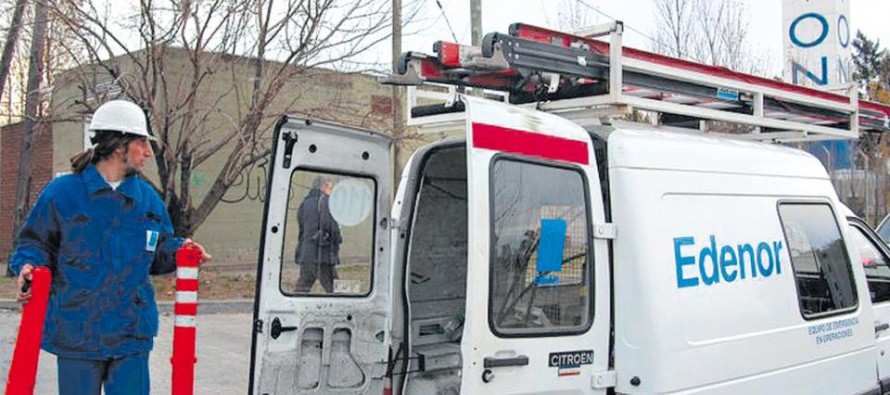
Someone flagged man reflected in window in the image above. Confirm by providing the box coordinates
[295,176,342,293]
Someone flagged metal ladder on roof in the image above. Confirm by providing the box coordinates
[381,21,890,142]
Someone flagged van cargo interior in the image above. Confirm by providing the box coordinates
[404,147,467,394]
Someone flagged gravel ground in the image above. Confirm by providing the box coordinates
[0,310,253,394]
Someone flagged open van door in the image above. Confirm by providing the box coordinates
[459,97,612,394]
[250,117,392,395]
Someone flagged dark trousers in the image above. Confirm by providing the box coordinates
[295,263,337,293]
[57,353,150,395]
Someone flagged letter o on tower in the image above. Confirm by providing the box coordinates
[790,12,829,48]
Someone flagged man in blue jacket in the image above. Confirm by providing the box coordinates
[10,99,211,395]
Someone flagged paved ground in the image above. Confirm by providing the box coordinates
[0,310,253,394]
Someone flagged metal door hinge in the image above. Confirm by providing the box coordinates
[593,223,616,240]
[592,370,616,389]
[281,131,299,169]
[254,319,264,334]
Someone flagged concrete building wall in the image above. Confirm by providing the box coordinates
[49,48,394,268]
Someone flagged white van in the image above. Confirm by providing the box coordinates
[249,96,883,395]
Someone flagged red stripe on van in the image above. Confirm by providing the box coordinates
[472,123,589,165]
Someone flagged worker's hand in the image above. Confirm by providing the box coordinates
[16,264,34,303]
[183,239,212,264]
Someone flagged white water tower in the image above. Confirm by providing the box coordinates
[782,0,853,91]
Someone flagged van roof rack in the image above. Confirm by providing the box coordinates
[381,22,890,142]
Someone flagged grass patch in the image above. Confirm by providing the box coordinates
[0,270,256,301]
[152,269,257,301]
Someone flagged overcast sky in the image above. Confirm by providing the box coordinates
[390,0,890,79]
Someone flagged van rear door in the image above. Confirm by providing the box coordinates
[459,97,611,395]
[249,117,392,395]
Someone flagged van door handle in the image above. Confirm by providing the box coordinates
[876,321,890,333]
[271,317,298,339]
[483,355,529,368]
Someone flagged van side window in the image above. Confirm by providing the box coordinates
[848,224,890,304]
[280,169,376,296]
[778,203,857,318]
[489,158,592,336]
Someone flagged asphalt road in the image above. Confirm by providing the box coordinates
[0,310,253,394]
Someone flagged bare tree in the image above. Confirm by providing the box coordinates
[652,0,765,75]
[0,0,83,123]
[551,0,597,33]
[690,0,725,66]
[652,0,693,59]
[717,0,750,72]
[49,0,407,236]
[0,0,28,106]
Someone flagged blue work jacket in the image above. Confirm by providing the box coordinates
[10,164,184,360]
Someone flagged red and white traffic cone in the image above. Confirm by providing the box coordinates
[5,267,52,395]
[171,246,201,395]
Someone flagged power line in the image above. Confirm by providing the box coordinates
[433,0,460,43]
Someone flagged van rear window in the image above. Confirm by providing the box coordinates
[280,169,377,297]
[778,203,857,318]
[489,158,592,336]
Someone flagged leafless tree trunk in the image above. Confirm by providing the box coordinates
[10,0,47,274]
[691,0,725,65]
[0,0,28,105]
[652,0,693,59]
[718,0,749,72]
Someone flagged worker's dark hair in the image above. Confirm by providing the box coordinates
[70,130,145,174]
[311,176,332,190]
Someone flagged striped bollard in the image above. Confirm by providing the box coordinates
[171,246,201,395]
[5,267,52,395]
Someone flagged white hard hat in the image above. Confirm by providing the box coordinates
[88,100,155,140]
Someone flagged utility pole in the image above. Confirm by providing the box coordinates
[470,0,482,45]
[469,0,483,97]
[392,0,404,187]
